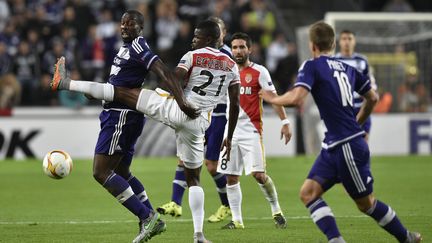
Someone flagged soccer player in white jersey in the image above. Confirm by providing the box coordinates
[157,17,233,223]
[217,32,292,229]
[51,20,240,243]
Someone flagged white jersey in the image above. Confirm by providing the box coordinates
[235,62,276,136]
[177,47,240,112]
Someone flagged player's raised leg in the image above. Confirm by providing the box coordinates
[253,172,287,228]
[51,56,115,100]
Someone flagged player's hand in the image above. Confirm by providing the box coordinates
[259,90,275,104]
[179,102,200,119]
[220,138,232,161]
[280,124,292,145]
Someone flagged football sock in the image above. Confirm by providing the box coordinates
[127,174,153,210]
[189,186,205,233]
[171,165,187,205]
[366,200,408,242]
[226,183,243,224]
[307,198,341,240]
[258,176,282,215]
[212,172,229,207]
[69,81,114,101]
[103,172,150,220]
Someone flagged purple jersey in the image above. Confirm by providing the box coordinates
[295,56,371,149]
[334,52,372,114]
[104,36,159,110]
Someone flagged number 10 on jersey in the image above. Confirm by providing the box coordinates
[333,71,353,107]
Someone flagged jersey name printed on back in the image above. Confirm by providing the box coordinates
[105,36,159,110]
[236,62,275,135]
[295,56,371,149]
[177,47,239,112]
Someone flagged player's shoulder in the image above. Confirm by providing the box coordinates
[249,62,270,74]
[352,52,368,61]
[298,58,315,71]
[219,44,233,58]
[130,36,151,54]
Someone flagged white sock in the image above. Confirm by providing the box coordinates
[189,186,204,233]
[227,183,243,224]
[258,176,282,215]
[69,80,114,101]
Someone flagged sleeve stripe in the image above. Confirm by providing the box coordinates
[133,39,144,52]
[177,64,189,71]
[132,40,144,53]
[146,56,158,69]
[358,79,371,93]
[294,82,311,91]
[229,79,240,86]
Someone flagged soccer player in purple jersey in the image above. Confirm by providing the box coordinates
[52,10,199,243]
[261,21,421,243]
[157,17,232,223]
[335,29,376,142]
[52,20,240,243]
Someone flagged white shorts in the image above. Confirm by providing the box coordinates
[217,132,266,175]
[137,88,211,168]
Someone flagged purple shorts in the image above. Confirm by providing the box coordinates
[307,136,374,199]
[95,109,145,166]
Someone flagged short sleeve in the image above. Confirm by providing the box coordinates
[354,69,371,95]
[130,37,159,70]
[177,51,193,72]
[229,64,240,86]
[294,60,314,91]
[258,66,276,92]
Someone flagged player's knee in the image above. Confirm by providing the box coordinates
[252,172,266,184]
[227,175,239,185]
[205,159,217,175]
[299,189,314,205]
[355,195,375,213]
[92,169,107,185]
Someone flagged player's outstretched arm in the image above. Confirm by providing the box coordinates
[221,83,240,161]
[357,89,379,125]
[267,91,292,144]
[151,60,200,119]
[261,86,309,107]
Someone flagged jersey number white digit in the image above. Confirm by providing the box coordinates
[333,71,353,107]
[192,70,226,96]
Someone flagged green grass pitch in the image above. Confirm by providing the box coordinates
[0,156,430,242]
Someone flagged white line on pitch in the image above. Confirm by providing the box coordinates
[0,215,373,225]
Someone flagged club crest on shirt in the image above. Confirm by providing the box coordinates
[245,73,253,83]
[117,47,130,60]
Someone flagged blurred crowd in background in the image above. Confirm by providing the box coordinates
[0,0,430,115]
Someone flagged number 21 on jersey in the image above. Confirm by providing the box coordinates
[192,70,226,96]
[333,71,353,107]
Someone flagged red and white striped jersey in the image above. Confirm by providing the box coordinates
[235,62,276,136]
[177,47,240,112]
